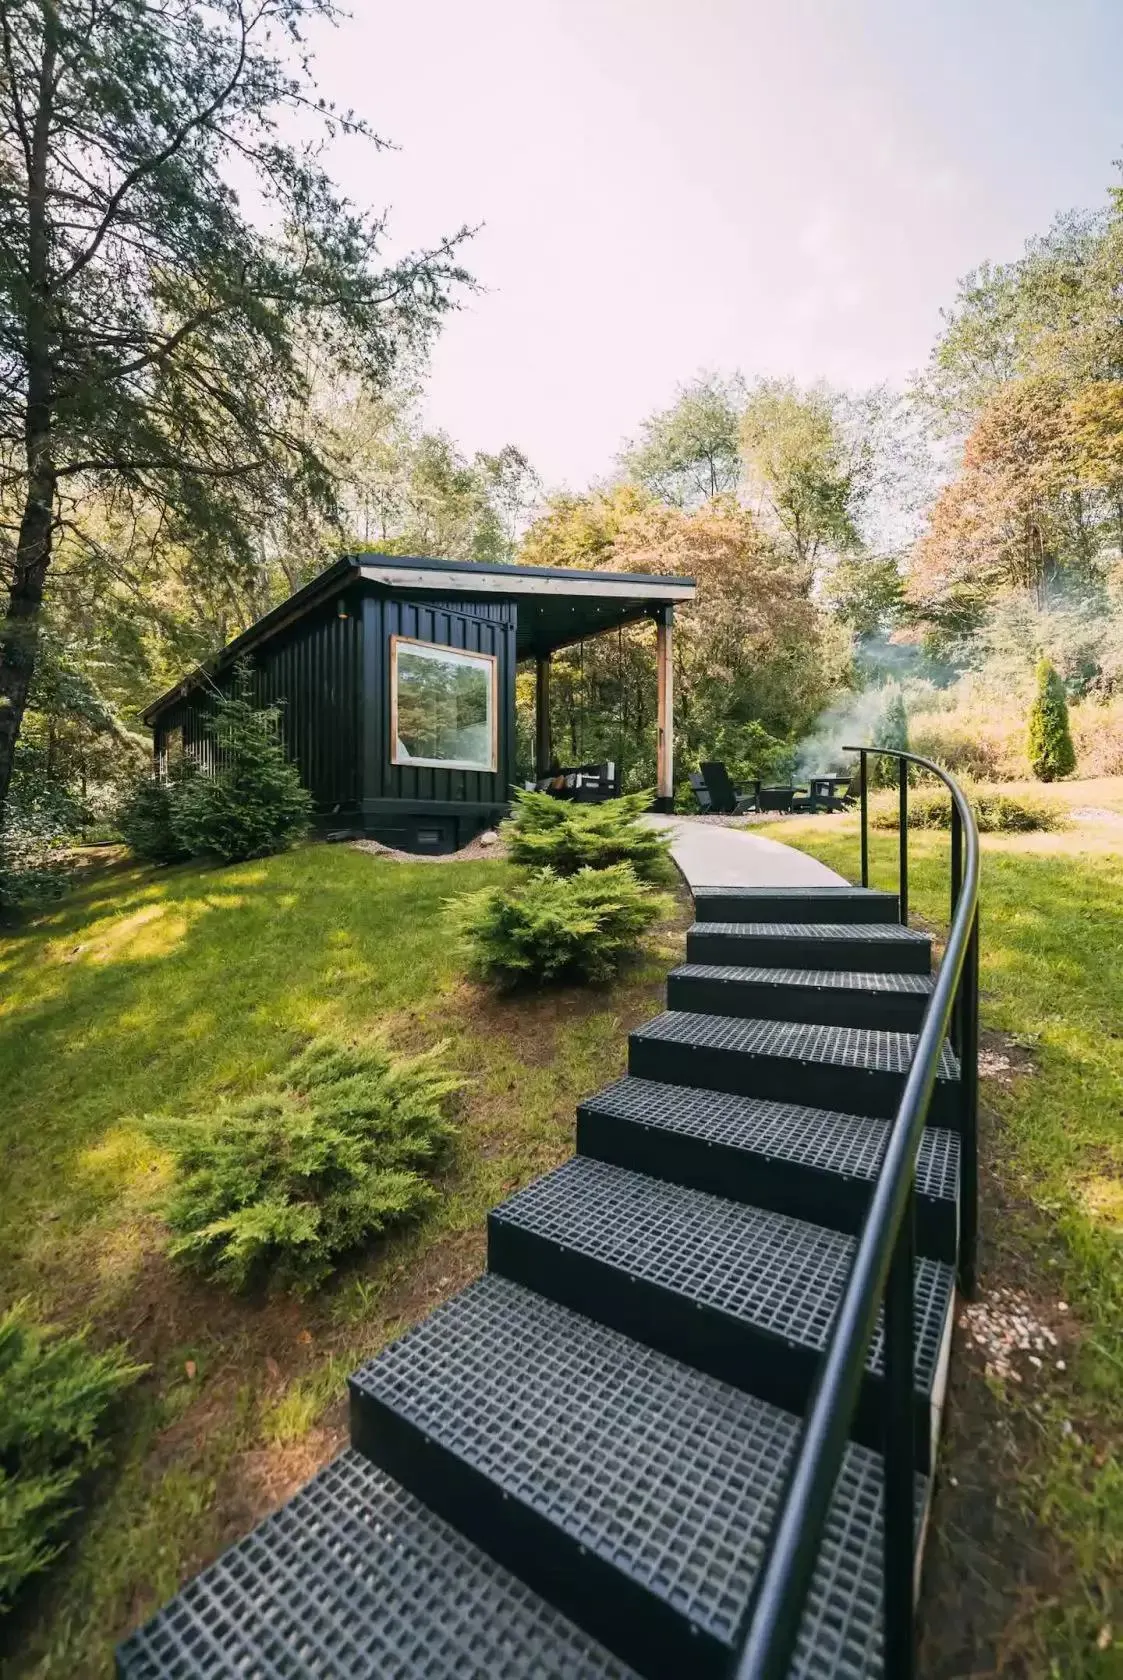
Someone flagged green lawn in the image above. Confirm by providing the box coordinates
[762,806,1123,1678]
[0,843,686,1677]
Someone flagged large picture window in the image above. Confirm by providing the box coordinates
[391,636,497,773]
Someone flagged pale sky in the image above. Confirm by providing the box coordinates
[310,0,1123,491]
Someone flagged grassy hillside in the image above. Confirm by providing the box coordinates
[0,843,687,1676]
[765,799,1123,1678]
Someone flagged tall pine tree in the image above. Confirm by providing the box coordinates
[0,0,471,815]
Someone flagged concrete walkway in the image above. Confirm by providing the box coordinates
[645,815,848,890]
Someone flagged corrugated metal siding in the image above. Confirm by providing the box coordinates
[149,585,516,818]
[364,592,516,808]
[253,598,362,809]
[152,595,364,813]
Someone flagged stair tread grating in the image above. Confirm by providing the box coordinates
[493,1158,951,1389]
[582,1076,959,1204]
[635,1011,960,1079]
[117,1449,637,1678]
[351,1275,914,1677]
[672,963,935,995]
[688,921,929,942]
[692,887,894,901]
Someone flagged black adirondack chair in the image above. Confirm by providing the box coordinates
[700,762,760,815]
[688,771,713,813]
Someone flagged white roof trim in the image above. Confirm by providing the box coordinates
[357,562,696,602]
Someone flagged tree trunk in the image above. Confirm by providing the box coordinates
[0,471,55,811]
[0,12,58,816]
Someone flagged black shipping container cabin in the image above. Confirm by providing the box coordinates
[143,554,696,854]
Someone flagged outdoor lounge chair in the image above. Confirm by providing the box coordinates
[688,771,713,813]
[699,762,760,815]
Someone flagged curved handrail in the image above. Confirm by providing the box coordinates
[731,747,980,1680]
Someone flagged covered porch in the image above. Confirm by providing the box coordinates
[508,564,696,808]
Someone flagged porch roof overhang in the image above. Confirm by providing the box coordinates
[142,554,696,722]
[354,554,696,659]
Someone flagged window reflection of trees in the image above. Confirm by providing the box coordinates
[395,645,493,769]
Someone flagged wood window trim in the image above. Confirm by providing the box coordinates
[389,634,499,774]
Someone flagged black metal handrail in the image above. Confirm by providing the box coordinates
[731,747,980,1680]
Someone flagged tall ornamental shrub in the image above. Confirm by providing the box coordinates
[170,665,314,863]
[1027,659,1076,781]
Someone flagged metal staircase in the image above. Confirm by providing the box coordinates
[118,750,980,1680]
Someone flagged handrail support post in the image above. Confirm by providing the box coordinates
[883,1184,917,1680]
[898,757,909,925]
[958,906,980,1297]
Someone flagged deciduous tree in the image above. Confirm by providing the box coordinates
[0,0,472,812]
[620,375,743,507]
[739,380,869,568]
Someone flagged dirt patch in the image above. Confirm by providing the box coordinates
[979,1027,1039,1085]
[213,1228,487,1539]
[220,1423,349,1541]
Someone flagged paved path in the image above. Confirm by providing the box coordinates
[645,815,848,890]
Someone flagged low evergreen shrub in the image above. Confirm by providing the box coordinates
[871,785,1064,833]
[450,863,669,987]
[152,1037,461,1294]
[502,789,673,880]
[0,751,81,915]
[169,664,313,863]
[116,765,193,864]
[1027,659,1077,781]
[0,1302,142,1610]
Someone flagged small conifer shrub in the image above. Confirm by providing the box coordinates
[502,789,673,880]
[153,1037,461,1294]
[449,863,668,988]
[169,662,313,863]
[0,1303,142,1609]
[1026,659,1076,782]
[117,763,194,864]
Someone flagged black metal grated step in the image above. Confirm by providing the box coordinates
[629,1011,961,1127]
[686,921,932,975]
[488,1156,952,1467]
[690,921,930,941]
[577,1075,959,1262]
[668,962,935,1031]
[117,1450,637,1678]
[672,962,934,995]
[692,886,899,924]
[350,1275,924,1680]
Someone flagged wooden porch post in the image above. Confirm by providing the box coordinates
[535,653,552,777]
[656,606,674,810]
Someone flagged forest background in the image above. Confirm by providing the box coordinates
[5,0,1123,865]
